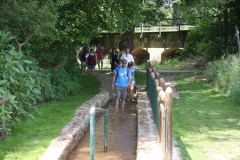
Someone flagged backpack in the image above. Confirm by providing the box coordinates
[78,50,83,61]
[115,67,131,81]
[80,51,87,61]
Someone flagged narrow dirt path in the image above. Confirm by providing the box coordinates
[68,72,137,160]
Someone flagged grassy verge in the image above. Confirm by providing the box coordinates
[153,58,206,70]
[173,73,240,159]
[135,71,147,86]
[0,73,100,160]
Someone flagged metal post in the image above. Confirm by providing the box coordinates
[90,107,108,160]
[104,111,108,152]
[235,26,240,55]
[90,107,95,160]
[140,23,143,38]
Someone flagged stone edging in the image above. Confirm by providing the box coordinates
[39,90,110,160]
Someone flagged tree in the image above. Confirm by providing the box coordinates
[178,0,240,59]
[0,0,58,53]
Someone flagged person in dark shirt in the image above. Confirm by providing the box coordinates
[86,49,97,76]
[110,47,119,72]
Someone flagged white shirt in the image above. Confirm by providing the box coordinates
[120,53,134,65]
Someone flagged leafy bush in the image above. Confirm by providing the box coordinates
[161,47,182,60]
[182,20,224,61]
[0,31,83,134]
[204,55,240,104]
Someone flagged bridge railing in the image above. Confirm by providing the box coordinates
[146,60,173,160]
[135,24,195,33]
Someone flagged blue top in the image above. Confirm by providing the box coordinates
[129,66,137,85]
[114,67,132,87]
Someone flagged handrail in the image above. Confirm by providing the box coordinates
[101,25,195,34]
[135,25,195,33]
[90,107,108,160]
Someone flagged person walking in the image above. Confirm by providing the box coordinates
[120,47,135,66]
[86,49,97,76]
[112,59,132,114]
[127,62,137,102]
[110,47,119,72]
[96,44,104,71]
[79,46,89,72]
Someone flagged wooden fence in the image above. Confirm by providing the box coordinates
[146,60,173,160]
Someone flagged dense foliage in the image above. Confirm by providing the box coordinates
[0,31,83,134]
[204,55,240,104]
[0,0,169,134]
[177,0,240,61]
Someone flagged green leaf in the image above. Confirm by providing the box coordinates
[23,60,33,64]
[12,66,21,73]
[10,77,15,83]
[0,88,6,94]
[18,65,25,73]
[32,89,41,94]
[8,48,19,56]
[0,80,7,85]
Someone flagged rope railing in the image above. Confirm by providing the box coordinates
[146,60,172,160]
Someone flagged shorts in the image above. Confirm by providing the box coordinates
[97,59,103,64]
[81,61,87,66]
[88,65,96,70]
[115,86,127,99]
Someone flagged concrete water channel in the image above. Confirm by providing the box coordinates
[68,97,137,160]
[40,71,182,160]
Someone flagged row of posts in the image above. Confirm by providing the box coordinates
[147,60,173,160]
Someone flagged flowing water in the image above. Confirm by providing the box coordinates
[68,98,137,160]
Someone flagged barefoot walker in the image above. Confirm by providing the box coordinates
[112,59,132,114]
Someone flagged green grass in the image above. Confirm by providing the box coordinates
[0,73,100,160]
[153,58,206,70]
[135,71,147,86]
[173,73,240,159]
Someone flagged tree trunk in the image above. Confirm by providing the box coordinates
[119,26,135,52]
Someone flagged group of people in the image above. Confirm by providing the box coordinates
[77,44,137,114]
[111,47,137,114]
[78,44,105,75]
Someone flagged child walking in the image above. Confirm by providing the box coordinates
[127,62,137,102]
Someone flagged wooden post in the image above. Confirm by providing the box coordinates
[158,90,165,149]
[151,72,155,80]
[155,79,159,87]
[159,78,166,90]
[165,87,173,160]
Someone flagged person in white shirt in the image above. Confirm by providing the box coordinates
[120,47,135,66]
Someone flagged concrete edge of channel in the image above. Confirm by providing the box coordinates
[136,86,182,160]
[39,90,110,160]
[136,86,163,160]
